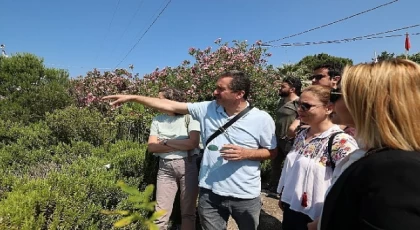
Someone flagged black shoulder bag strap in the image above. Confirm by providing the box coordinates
[205,106,253,147]
[327,131,344,170]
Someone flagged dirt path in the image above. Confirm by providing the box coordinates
[227,190,283,230]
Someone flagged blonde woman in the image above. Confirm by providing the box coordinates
[277,85,358,230]
[320,59,420,230]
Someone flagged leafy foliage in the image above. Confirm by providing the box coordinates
[45,105,116,146]
[101,182,165,229]
[0,141,149,229]
[297,53,353,76]
[0,53,72,123]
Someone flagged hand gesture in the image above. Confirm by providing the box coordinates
[219,144,247,161]
[102,95,132,108]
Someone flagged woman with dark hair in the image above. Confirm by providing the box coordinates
[277,85,358,230]
[148,87,201,230]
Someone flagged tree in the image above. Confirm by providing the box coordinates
[277,63,309,78]
[297,53,353,75]
[377,51,396,61]
[0,53,72,123]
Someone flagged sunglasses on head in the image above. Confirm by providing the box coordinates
[297,101,320,111]
[330,88,342,103]
[309,74,327,81]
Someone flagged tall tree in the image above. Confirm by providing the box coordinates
[297,53,353,75]
[377,51,396,61]
[0,53,72,123]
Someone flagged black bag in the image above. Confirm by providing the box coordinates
[327,131,343,170]
[195,106,253,169]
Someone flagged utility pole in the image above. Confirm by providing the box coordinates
[1,44,8,57]
[372,51,378,63]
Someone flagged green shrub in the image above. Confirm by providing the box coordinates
[0,53,72,124]
[260,160,272,184]
[0,142,149,229]
[45,106,116,146]
[0,120,53,149]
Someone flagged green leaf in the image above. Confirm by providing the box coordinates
[117,180,141,196]
[114,215,136,228]
[127,195,143,203]
[100,210,130,216]
[143,184,155,199]
[149,209,167,221]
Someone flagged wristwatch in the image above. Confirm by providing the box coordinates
[163,139,168,145]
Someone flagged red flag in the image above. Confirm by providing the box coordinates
[405,33,411,51]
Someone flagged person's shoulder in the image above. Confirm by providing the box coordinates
[191,100,214,105]
[250,107,272,118]
[333,131,356,142]
[351,149,420,182]
[153,114,168,121]
[367,149,420,166]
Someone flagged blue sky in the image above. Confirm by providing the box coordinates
[1,0,419,78]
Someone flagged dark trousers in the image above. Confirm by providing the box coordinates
[281,203,312,230]
[198,188,261,230]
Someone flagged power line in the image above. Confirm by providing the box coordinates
[132,0,169,43]
[263,24,420,47]
[114,0,169,66]
[115,0,172,68]
[109,0,146,56]
[264,0,399,44]
[262,31,420,48]
[94,0,122,60]
[359,24,420,39]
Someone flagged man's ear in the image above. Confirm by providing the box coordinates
[236,90,246,99]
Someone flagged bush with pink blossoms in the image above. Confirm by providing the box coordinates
[140,39,281,115]
[71,39,283,118]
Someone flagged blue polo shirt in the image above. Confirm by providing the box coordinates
[187,100,277,198]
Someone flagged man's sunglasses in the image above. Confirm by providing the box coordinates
[330,88,342,103]
[297,101,321,111]
[309,74,327,81]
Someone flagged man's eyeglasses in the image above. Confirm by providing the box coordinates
[309,74,327,81]
[297,101,322,111]
[330,88,342,103]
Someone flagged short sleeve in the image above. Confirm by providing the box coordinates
[330,133,359,164]
[187,115,200,132]
[187,101,211,121]
[149,117,159,137]
[258,113,277,149]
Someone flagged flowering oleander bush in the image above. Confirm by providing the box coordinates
[70,39,282,117]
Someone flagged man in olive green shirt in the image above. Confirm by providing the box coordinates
[269,76,301,193]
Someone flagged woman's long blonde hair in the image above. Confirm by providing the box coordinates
[341,59,420,151]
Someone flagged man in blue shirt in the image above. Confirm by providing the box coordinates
[103,70,277,230]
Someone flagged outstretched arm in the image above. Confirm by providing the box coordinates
[102,95,189,115]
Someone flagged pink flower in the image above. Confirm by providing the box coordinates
[188,47,196,55]
[256,40,263,46]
